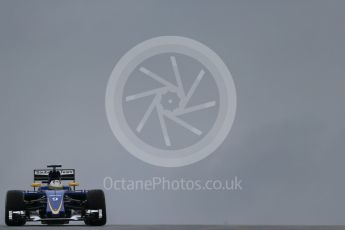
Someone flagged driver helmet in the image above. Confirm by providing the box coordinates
[49,179,63,189]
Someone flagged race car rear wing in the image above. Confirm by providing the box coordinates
[33,169,75,182]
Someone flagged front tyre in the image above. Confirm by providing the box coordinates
[84,190,106,226]
[5,190,26,226]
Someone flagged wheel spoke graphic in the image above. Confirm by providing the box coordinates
[180,69,205,108]
[174,101,216,116]
[139,67,178,91]
[157,105,171,146]
[136,95,160,133]
[126,87,167,102]
[170,56,185,97]
[164,111,202,136]
[127,57,215,146]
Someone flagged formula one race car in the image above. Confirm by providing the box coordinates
[5,165,106,226]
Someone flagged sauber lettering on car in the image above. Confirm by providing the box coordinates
[34,169,74,175]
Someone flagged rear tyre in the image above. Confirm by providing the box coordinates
[84,190,106,226]
[5,190,26,226]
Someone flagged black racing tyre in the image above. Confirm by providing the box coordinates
[84,190,106,226]
[5,190,26,226]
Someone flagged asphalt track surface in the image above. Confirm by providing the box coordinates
[1,226,345,230]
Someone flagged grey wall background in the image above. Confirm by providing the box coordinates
[1,0,345,225]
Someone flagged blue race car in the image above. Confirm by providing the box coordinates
[5,165,106,226]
